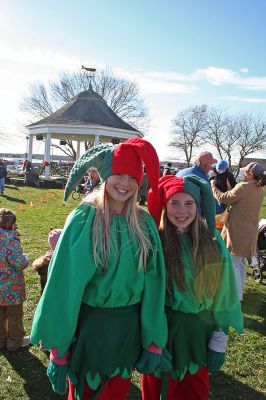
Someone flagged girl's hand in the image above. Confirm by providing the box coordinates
[47,361,69,394]
[207,349,225,372]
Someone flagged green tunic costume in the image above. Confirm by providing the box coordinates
[31,204,167,397]
[160,231,243,381]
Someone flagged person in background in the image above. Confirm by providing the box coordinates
[211,162,265,301]
[0,160,7,195]
[32,228,62,295]
[30,138,170,400]
[209,160,236,214]
[177,152,217,183]
[84,167,101,194]
[138,169,149,206]
[143,175,243,400]
[0,208,30,351]
[22,159,33,173]
[163,163,173,176]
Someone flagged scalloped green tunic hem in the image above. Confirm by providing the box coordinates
[70,303,141,399]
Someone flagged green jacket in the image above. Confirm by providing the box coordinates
[166,232,243,334]
[31,204,167,357]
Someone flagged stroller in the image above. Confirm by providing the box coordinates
[249,219,266,283]
[72,183,85,200]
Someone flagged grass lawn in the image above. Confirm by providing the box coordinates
[0,184,265,399]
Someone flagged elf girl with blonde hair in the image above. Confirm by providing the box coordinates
[142,175,244,400]
[30,138,170,400]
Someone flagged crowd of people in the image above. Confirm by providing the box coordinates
[0,138,265,400]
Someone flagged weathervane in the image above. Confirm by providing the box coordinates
[81,66,96,90]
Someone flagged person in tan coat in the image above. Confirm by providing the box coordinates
[211,162,265,301]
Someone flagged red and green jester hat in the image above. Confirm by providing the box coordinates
[148,174,217,239]
[64,137,160,203]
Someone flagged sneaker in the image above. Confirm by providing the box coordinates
[21,336,30,347]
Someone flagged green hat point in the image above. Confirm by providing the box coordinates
[63,143,114,202]
[183,175,216,238]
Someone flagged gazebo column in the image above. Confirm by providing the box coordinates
[94,135,100,146]
[28,135,33,162]
[44,132,52,179]
[76,141,81,160]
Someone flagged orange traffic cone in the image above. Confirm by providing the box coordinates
[40,197,45,204]
[18,203,24,211]
[54,192,58,198]
[46,192,51,199]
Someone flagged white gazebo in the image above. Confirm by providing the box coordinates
[27,86,142,178]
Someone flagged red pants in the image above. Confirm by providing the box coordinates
[68,375,131,400]
[142,367,209,400]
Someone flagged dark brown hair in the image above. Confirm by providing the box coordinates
[159,210,222,301]
[254,173,266,187]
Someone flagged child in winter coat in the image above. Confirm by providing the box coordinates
[30,138,171,400]
[0,208,29,351]
[32,228,62,295]
[209,160,236,214]
[143,175,244,400]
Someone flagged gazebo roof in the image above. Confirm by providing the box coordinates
[28,88,138,132]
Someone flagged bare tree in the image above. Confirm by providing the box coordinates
[21,83,54,118]
[202,107,238,168]
[21,68,149,159]
[93,68,148,129]
[0,126,19,147]
[170,105,208,166]
[235,113,266,171]
[50,68,149,130]
[204,108,266,176]
[50,71,90,104]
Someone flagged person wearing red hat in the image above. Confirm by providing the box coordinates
[177,151,217,183]
[142,175,243,400]
[30,137,171,399]
[211,161,266,301]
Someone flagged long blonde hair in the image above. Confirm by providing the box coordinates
[159,210,222,301]
[82,182,152,270]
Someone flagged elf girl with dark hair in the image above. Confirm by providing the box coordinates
[142,175,243,400]
[30,138,170,400]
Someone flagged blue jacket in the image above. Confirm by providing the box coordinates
[176,166,209,183]
[177,166,224,214]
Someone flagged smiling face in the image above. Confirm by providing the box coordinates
[106,174,138,213]
[166,192,197,230]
